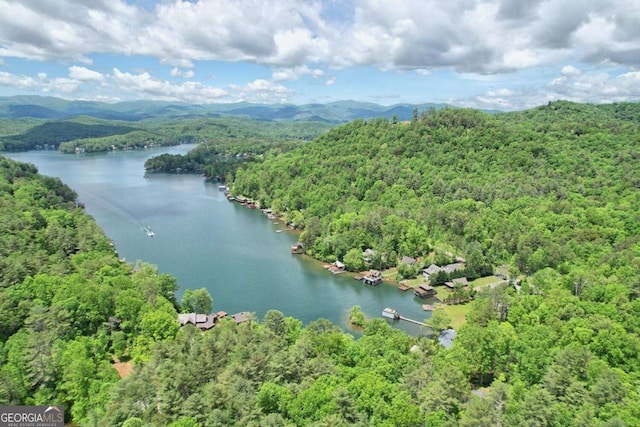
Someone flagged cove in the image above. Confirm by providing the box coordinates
[6,146,431,335]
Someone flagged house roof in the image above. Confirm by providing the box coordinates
[423,264,441,275]
[178,312,217,330]
[364,269,382,279]
[401,256,416,266]
[443,262,465,273]
[231,311,252,324]
[438,329,457,348]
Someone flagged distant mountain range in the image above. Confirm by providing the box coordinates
[0,96,454,123]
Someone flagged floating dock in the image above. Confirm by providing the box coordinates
[382,308,426,326]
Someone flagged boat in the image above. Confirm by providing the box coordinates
[382,307,400,320]
[141,226,155,237]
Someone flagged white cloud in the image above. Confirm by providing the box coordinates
[561,65,582,77]
[229,79,292,102]
[170,67,196,78]
[68,66,104,82]
[486,88,514,97]
[325,77,336,86]
[0,0,639,106]
[547,69,640,103]
[1,0,638,74]
[0,71,39,88]
[112,68,228,103]
[460,67,640,111]
[272,65,324,81]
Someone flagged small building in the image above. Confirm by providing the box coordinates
[363,269,383,286]
[414,284,436,299]
[382,307,400,319]
[422,263,442,279]
[231,311,252,324]
[401,256,417,266]
[439,329,457,348]
[291,242,304,254]
[329,260,346,274]
[444,277,469,290]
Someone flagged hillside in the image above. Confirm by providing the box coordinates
[0,115,334,152]
[1,102,639,426]
[232,101,639,281]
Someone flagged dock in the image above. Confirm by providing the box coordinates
[383,308,426,326]
[398,315,426,326]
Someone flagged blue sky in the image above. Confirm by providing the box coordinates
[0,0,639,110]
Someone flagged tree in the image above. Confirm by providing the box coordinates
[426,309,451,336]
[343,248,365,272]
[349,305,367,327]
[181,288,213,314]
[263,310,286,337]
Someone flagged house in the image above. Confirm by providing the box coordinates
[363,248,375,263]
[363,269,383,286]
[231,312,252,324]
[178,312,218,330]
[291,242,304,254]
[443,262,465,274]
[444,277,469,290]
[414,284,436,299]
[401,256,417,266]
[453,277,469,287]
[329,260,346,274]
[422,263,442,279]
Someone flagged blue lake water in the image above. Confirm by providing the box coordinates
[6,146,433,335]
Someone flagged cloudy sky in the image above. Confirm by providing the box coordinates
[0,0,638,110]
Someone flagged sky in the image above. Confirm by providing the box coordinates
[0,0,639,111]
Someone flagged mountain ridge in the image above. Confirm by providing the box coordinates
[0,95,456,122]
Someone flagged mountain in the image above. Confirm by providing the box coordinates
[0,95,451,123]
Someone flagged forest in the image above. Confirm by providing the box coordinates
[0,101,639,426]
[0,115,333,154]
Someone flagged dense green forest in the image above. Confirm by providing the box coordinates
[0,115,333,154]
[1,101,640,426]
[233,101,640,280]
[142,118,332,179]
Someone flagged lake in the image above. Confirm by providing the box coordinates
[6,146,432,335]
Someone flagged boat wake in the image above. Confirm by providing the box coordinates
[141,225,155,237]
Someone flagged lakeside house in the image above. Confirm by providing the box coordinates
[414,284,436,299]
[329,260,346,274]
[443,262,466,274]
[178,312,218,330]
[363,269,383,286]
[422,263,442,279]
[444,277,469,290]
[291,242,304,254]
[231,312,252,324]
[178,310,251,329]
